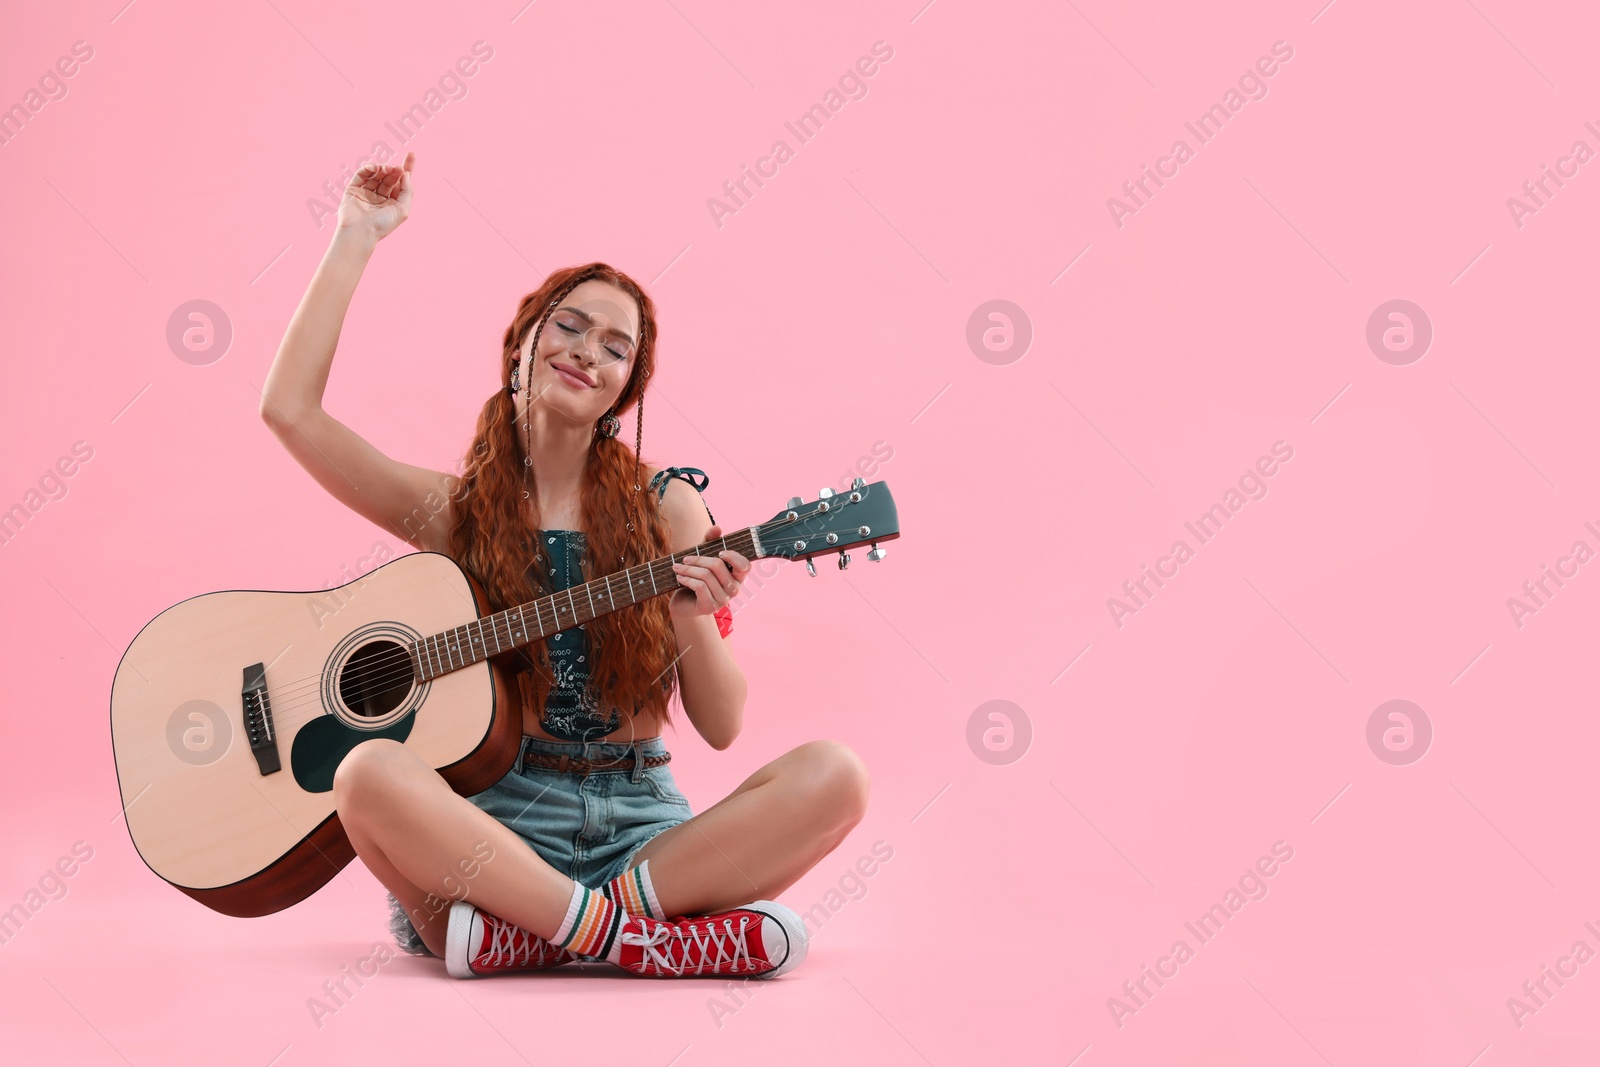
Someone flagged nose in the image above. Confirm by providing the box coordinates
[579,327,613,360]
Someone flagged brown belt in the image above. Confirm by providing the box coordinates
[521,749,672,776]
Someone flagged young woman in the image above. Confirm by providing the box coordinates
[261,151,869,978]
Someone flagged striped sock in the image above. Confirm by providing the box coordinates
[553,883,626,963]
[601,861,664,920]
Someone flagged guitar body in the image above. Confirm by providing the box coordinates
[109,551,523,917]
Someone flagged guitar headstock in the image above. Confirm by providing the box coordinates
[753,478,899,574]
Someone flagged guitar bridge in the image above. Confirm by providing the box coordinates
[241,662,281,776]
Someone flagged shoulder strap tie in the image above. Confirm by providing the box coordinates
[648,466,710,500]
[646,465,733,637]
[647,466,716,525]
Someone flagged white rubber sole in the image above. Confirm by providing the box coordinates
[745,900,809,978]
[444,900,480,979]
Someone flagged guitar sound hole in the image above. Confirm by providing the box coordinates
[338,640,415,720]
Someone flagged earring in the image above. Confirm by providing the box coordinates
[596,410,621,439]
[508,364,520,395]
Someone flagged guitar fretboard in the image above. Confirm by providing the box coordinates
[409,527,760,681]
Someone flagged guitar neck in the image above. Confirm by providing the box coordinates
[410,526,762,681]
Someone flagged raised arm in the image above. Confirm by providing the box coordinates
[260,152,458,552]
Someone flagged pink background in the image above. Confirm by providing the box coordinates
[3,0,1598,1063]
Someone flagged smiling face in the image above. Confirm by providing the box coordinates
[513,278,642,430]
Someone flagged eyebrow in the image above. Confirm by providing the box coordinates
[557,306,636,349]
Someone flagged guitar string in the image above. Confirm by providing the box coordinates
[254,526,764,711]
[261,529,751,711]
[251,508,844,728]
[258,500,842,711]
[300,500,863,708]
[258,529,765,730]
[254,495,868,727]
[260,561,701,732]
[253,519,825,732]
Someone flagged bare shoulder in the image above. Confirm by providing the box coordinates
[648,466,713,553]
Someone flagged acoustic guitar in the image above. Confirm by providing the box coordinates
[109,479,898,917]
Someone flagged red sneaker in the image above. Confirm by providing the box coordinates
[445,901,577,978]
[617,900,808,978]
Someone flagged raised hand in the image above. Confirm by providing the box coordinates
[336,151,415,242]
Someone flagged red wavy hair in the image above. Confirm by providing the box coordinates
[447,263,678,727]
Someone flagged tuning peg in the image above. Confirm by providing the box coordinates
[851,476,865,490]
[866,543,887,562]
[787,496,803,509]
[806,558,817,577]
[838,553,851,570]
[818,487,835,499]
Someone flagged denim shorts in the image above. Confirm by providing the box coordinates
[388,735,692,954]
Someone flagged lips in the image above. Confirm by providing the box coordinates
[551,362,595,388]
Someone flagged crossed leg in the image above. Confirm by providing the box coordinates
[334,738,580,958]
[632,739,870,917]
[332,736,869,960]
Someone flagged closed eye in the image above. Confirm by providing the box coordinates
[560,323,627,361]
[554,321,627,361]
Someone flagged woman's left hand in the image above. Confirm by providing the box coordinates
[669,525,750,622]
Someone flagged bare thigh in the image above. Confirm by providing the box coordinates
[633,739,869,916]
[332,739,576,955]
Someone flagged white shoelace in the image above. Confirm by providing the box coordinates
[621,916,755,975]
[483,914,553,967]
